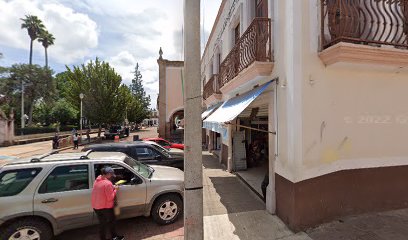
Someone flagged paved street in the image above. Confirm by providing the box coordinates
[307,208,408,240]
[2,127,408,239]
[0,127,158,158]
[57,216,183,240]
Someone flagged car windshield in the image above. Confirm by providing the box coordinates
[124,156,154,178]
[158,140,171,146]
[149,143,171,157]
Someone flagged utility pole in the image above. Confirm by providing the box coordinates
[183,0,203,239]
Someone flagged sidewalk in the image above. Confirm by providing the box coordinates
[203,151,408,240]
[307,208,408,240]
[202,152,311,240]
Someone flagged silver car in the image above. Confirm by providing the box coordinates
[0,151,184,240]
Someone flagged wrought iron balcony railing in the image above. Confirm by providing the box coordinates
[219,18,272,89]
[321,0,408,49]
[203,74,220,100]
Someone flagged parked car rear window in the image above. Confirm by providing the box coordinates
[0,168,42,197]
[39,165,89,194]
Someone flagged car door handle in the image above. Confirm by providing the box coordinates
[41,198,58,203]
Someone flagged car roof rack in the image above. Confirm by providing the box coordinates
[30,150,59,163]
[30,150,93,163]
[80,150,93,159]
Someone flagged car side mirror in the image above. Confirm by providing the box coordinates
[130,177,143,185]
[155,155,163,160]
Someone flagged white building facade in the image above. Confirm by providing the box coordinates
[202,0,408,231]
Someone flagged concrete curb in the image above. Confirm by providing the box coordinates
[53,136,101,152]
[235,172,265,201]
[13,130,101,146]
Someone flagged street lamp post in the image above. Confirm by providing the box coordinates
[21,79,25,130]
[80,93,84,135]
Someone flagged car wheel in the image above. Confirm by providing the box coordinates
[0,218,53,240]
[151,194,183,225]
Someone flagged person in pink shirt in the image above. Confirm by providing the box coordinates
[91,167,124,240]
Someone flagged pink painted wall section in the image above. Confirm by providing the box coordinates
[165,66,184,122]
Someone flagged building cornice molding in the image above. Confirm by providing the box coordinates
[319,42,408,68]
[202,0,228,61]
[157,59,184,67]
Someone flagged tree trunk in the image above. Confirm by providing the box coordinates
[45,47,48,68]
[29,39,33,65]
[27,101,34,126]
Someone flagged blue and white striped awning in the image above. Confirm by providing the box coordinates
[203,81,272,133]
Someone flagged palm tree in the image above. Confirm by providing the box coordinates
[20,15,45,126]
[38,30,55,68]
[20,15,45,65]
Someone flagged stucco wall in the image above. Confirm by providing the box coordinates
[165,66,184,122]
[274,0,408,183]
[300,0,408,180]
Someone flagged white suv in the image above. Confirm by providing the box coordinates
[0,151,184,240]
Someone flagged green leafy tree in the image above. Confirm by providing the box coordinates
[65,58,129,136]
[0,67,12,117]
[21,15,45,65]
[38,30,55,68]
[1,64,55,126]
[50,99,78,125]
[129,63,150,123]
[54,72,70,99]
[32,100,54,126]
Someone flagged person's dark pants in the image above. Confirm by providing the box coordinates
[94,208,118,240]
[73,140,79,149]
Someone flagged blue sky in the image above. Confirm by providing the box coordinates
[0,0,222,108]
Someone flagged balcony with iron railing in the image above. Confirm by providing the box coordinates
[218,18,274,93]
[203,74,222,105]
[319,0,408,67]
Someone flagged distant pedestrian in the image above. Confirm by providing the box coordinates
[86,128,91,143]
[125,127,130,137]
[92,167,124,240]
[52,133,59,149]
[73,133,79,149]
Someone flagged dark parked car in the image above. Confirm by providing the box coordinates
[104,125,128,139]
[83,142,184,170]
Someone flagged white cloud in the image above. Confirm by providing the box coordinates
[109,51,137,85]
[109,52,158,90]
[0,0,98,64]
[42,3,98,63]
[0,0,222,109]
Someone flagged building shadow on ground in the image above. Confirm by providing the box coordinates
[203,153,305,240]
[56,216,183,240]
[201,152,225,170]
